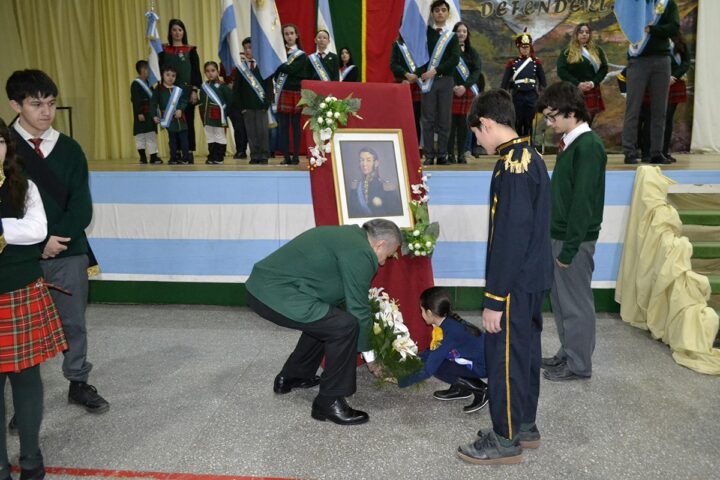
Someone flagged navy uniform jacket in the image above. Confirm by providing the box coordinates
[500,56,547,94]
[483,137,553,312]
[399,317,486,387]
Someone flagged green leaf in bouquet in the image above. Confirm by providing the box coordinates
[414,204,430,224]
[425,221,440,239]
[299,89,317,106]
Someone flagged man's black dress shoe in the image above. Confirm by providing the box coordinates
[433,383,472,401]
[624,155,639,165]
[311,397,369,425]
[650,154,672,165]
[541,355,565,369]
[273,374,321,394]
[68,381,110,414]
[543,364,590,382]
[19,465,45,480]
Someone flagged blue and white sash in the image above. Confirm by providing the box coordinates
[308,53,331,81]
[134,78,154,98]
[273,49,305,113]
[237,60,266,103]
[201,82,227,126]
[396,42,427,91]
[160,86,183,128]
[581,47,601,73]
[455,57,479,96]
[628,0,670,57]
[340,65,356,82]
[422,30,455,94]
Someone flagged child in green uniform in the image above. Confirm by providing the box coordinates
[199,61,233,165]
[130,60,161,165]
[152,65,190,165]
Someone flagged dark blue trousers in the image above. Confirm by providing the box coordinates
[484,290,544,440]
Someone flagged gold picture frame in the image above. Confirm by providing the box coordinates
[330,129,414,229]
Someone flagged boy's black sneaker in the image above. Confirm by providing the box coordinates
[457,430,522,465]
[68,382,110,414]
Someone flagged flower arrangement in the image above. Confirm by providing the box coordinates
[368,287,423,380]
[402,173,440,257]
[298,90,362,169]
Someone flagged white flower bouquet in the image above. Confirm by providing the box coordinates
[402,173,440,257]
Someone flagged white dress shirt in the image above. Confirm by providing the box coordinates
[13,120,60,158]
[2,180,48,245]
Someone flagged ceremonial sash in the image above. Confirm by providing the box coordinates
[160,86,183,129]
[397,42,427,91]
[237,60,265,103]
[455,57,479,96]
[422,30,455,94]
[273,49,305,113]
[340,65,356,82]
[201,82,227,126]
[581,47,601,73]
[511,57,533,82]
[308,53,331,81]
[133,78,154,98]
[629,0,670,57]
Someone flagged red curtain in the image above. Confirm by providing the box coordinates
[303,80,434,351]
[365,0,405,83]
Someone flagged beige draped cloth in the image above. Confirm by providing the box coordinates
[615,166,720,375]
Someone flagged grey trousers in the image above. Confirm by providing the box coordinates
[622,55,671,157]
[243,109,270,161]
[550,239,596,377]
[421,75,454,159]
[41,254,93,382]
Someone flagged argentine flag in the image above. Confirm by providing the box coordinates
[145,10,163,86]
[251,0,287,80]
[400,0,461,68]
[219,0,243,74]
[317,0,337,54]
[614,0,659,45]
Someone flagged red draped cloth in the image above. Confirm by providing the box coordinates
[303,80,434,351]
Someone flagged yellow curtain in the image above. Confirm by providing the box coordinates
[0,0,228,161]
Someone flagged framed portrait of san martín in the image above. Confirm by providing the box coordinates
[331,129,413,229]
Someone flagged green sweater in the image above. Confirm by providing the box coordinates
[419,27,460,77]
[306,51,340,81]
[199,81,233,127]
[275,50,307,92]
[551,130,606,264]
[557,47,608,86]
[130,78,157,135]
[0,185,43,294]
[452,45,481,87]
[635,0,680,57]
[233,64,272,111]
[29,134,93,260]
[151,84,189,132]
[246,225,378,352]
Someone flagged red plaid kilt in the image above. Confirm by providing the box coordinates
[452,89,475,115]
[668,79,687,104]
[277,89,303,114]
[0,279,68,373]
[410,83,422,103]
[583,86,605,115]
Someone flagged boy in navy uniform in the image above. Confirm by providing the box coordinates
[457,89,552,465]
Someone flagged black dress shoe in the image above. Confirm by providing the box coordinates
[436,157,450,165]
[463,390,489,413]
[291,156,300,165]
[281,156,292,165]
[433,383,472,401]
[423,158,434,166]
[273,374,321,394]
[68,381,110,414]
[541,355,565,369]
[311,397,369,425]
[456,376,487,393]
[650,154,671,165]
[665,154,677,163]
[19,465,45,480]
[624,155,639,165]
[542,364,590,382]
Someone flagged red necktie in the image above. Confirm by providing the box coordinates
[30,138,44,159]
[558,139,566,155]
[319,52,325,59]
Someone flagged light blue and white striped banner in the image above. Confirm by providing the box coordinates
[86,169,720,287]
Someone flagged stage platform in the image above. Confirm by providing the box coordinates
[85,153,720,310]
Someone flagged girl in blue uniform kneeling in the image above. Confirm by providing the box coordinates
[399,287,488,413]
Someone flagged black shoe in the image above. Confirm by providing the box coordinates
[518,424,541,449]
[423,158,434,166]
[273,374,321,394]
[666,154,677,163]
[235,152,247,160]
[436,156,450,165]
[8,414,17,435]
[541,355,565,369]
[19,464,45,480]
[281,156,292,165]
[291,156,300,165]
[149,154,163,164]
[168,158,180,165]
[641,155,652,163]
[68,381,110,414]
[447,155,456,164]
[433,383,472,401]
[650,154,671,165]
[458,155,468,164]
[186,152,194,164]
[624,155,639,165]
[463,390,489,413]
[542,364,590,382]
[457,430,522,465]
[311,397,369,425]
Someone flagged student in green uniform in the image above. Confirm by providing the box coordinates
[246,219,402,426]
[152,65,190,165]
[306,30,339,82]
[6,69,110,421]
[275,24,307,166]
[234,37,271,165]
[537,81,606,382]
[199,61,233,165]
[448,21,481,164]
[130,60,161,165]
[389,34,422,148]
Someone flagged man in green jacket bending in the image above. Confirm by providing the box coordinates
[246,219,401,426]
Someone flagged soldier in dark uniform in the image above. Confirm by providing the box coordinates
[500,31,546,139]
[457,89,553,465]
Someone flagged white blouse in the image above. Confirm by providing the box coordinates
[2,180,48,245]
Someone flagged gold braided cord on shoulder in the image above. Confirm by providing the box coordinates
[503,148,531,174]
